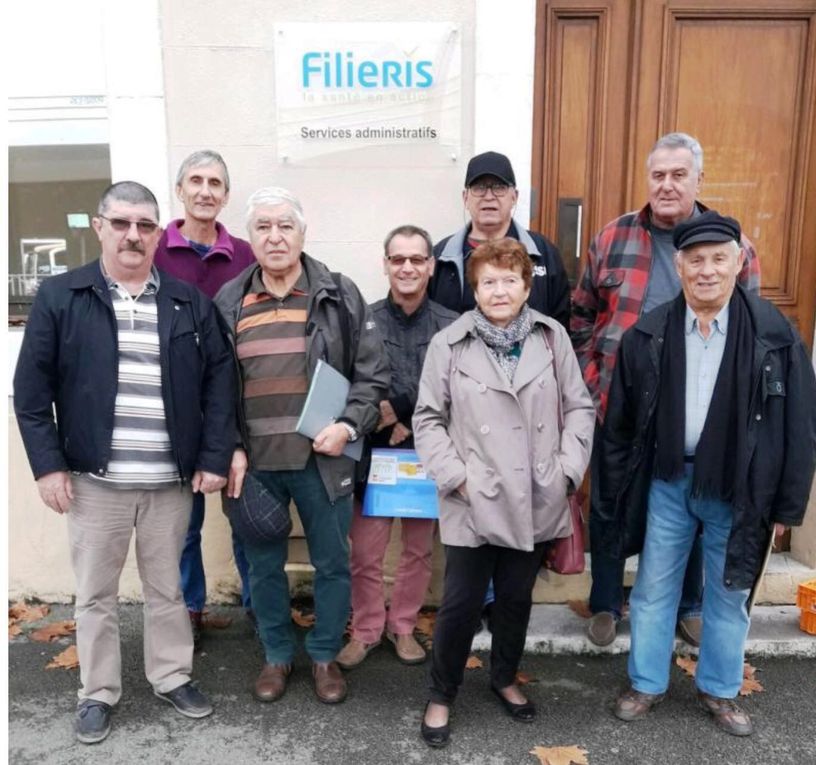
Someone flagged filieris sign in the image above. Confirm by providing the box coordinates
[274,23,461,161]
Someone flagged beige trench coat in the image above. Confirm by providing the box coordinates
[413,310,595,550]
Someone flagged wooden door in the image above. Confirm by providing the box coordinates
[532,0,816,347]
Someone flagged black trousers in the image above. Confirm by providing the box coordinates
[428,542,547,705]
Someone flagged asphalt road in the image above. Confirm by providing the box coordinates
[8,605,816,765]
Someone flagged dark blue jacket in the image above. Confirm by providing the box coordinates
[13,260,236,481]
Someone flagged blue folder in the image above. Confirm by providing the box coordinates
[362,448,439,519]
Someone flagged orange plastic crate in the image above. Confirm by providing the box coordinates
[796,579,816,635]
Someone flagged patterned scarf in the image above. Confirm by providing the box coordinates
[472,304,534,382]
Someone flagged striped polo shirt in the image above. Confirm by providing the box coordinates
[87,265,180,489]
[237,267,312,470]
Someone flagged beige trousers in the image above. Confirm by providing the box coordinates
[67,475,194,705]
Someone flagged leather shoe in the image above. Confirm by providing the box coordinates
[312,661,347,704]
[420,702,450,748]
[677,615,703,647]
[587,612,618,646]
[336,638,380,670]
[491,685,536,722]
[253,663,291,702]
[614,687,665,721]
[697,691,753,736]
[386,632,426,665]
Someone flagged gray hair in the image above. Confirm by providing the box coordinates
[383,224,433,259]
[98,181,159,220]
[245,187,306,232]
[176,150,230,191]
[648,132,704,175]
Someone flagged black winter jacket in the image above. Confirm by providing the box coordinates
[13,260,237,481]
[429,220,570,330]
[596,287,816,590]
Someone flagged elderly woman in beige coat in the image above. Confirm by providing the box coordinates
[413,238,594,748]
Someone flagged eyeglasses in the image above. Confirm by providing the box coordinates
[468,182,512,197]
[98,215,160,235]
[385,255,432,267]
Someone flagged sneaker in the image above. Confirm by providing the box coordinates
[677,615,702,647]
[587,612,618,646]
[336,638,381,670]
[697,691,753,736]
[386,632,426,665]
[154,682,213,718]
[75,699,112,744]
[614,687,665,722]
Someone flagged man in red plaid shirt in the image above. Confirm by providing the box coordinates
[571,132,760,647]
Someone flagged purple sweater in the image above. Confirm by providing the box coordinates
[154,219,255,298]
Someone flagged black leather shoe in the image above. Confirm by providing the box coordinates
[420,702,451,748]
[491,685,536,722]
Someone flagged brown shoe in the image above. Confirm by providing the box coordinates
[336,638,381,670]
[677,616,703,647]
[697,691,753,736]
[253,663,291,702]
[614,688,665,721]
[386,632,426,665]
[312,661,347,704]
[587,612,618,647]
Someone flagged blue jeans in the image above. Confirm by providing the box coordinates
[628,468,750,697]
[180,492,252,612]
[243,458,352,664]
[588,434,703,620]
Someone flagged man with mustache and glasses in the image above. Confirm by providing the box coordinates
[571,132,761,649]
[14,181,236,743]
[154,150,255,646]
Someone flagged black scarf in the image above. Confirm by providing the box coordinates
[654,289,754,500]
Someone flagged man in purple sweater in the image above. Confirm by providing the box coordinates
[154,150,255,643]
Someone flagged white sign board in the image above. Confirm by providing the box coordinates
[274,23,461,161]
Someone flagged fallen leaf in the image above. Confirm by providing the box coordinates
[530,744,589,765]
[675,656,698,677]
[465,654,483,669]
[9,624,23,638]
[291,608,315,628]
[9,603,50,623]
[201,614,232,629]
[46,645,79,670]
[567,600,592,619]
[743,662,759,679]
[516,670,536,685]
[739,676,764,696]
[30,620,76,643]
[415,610,436,637]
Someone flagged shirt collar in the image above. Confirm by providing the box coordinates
[99,260,161,293]
[685,302,729,336]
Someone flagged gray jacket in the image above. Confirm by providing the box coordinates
[413,310,595,550]
[215,253,390,501]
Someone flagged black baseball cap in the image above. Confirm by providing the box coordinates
[673,210,741,250]
[465,151,516,187]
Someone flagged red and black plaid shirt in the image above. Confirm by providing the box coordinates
[571,202,761,421]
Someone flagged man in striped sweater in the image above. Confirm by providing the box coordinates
[14,181,236,744]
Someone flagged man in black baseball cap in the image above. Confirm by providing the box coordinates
[429,150,569,330]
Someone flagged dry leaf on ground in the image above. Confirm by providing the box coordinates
[465,654,483,669]
[515,670,536,685]
[415,610,436,637]
[9,623,23,639]
[30,620,76,643]
[739,676,764,695]
[46,645,79,670]
[567,600,592,619]
[201,614,232,629]
[530,744,590,765]
[676,656,698,677]
[9,603,50,623]
[291,608,315,628]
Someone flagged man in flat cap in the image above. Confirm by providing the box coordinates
[571,132,762,648]
[430,150,570,330]
[597,210,816,735]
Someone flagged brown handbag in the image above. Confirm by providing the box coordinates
[543,491,586,575]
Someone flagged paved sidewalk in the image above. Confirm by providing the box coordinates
[8,604,816,765]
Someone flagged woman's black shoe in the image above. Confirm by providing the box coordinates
[420,703,451,748]
[491,685,536,722]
